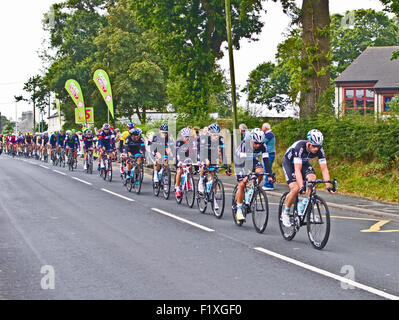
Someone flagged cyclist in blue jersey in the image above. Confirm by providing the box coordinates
[98,124,115,171]
[65,130,79,164]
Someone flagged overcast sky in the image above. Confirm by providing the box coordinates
[0,0,387,122]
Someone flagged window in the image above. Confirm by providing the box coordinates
[344,88,374,115]
[383,96,398,113]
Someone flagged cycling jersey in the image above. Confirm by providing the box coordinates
[282,140,326,184]
[148,133,175,159]
[234,138,271,180]
[98,130,115,151]
[123,135,145,156]
[42,135,49,145]
[197,134,226,165]
[83,135,94,150]
[49,134,57,147]
[65,134,79,150]
[283,140,326,165]
[57,133,66,146]
[175,138,198,165]
[121,131,130,146]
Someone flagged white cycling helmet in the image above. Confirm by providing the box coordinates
[307,129,324,146]
[251,128,264,144]
[180,127,192,137]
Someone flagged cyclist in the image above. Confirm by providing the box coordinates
[119,123,135,174]
[57,129,66,158]
[98,124,115,171]
[17,132,25,155]
[35,133,42,158]
[82,129,95,170]
[174,127,196,199]
[49,131,58,161]
[234,128,274,222]
[197,123,231,195]
[123,128,146,184]
[281,129,335,227]
[65,130,79,164]
[149,124,174,187]
[40,132,50,160]
[25,132,33,156]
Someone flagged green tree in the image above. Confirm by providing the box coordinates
[23,75,48,130]
[94,0,168,124]
[42,0,111,127]
[131,0,266,123]
[244,61,292,112]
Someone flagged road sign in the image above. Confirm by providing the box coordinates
[75,107,94,124]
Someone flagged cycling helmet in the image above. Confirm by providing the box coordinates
[136,128,143,135]
[251,128,265,144]
[66,130,71,136]
[159,124,168,131]
[129,128,140,136]
[126,122,135,130]
[110,126,114,131]
[103,124,110,130]
[86,130,92,135]
[307,129,324,147]
[208,123,221,134]
[181,127,192,137]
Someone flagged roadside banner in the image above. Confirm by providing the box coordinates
[55,96,62,125]
[65,79,85,109]
[75,107,94,125]
[93,69,114,119]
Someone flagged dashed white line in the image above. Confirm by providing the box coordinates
[40,165,50,170]
[101,188,135,202]
[151,208,215,233]
[72,177,92,185]
[53,170,67,176]
[253,247,399,300]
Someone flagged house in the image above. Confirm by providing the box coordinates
[334,46,399,116]
[48,111,65,133]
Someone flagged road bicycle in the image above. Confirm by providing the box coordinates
[278,178,338,250]
[86,149,94,174]
[101,152,113,182]
[57,149,66,167]
[174,158,196,208]
[153,162,171,200]
[67,151,77,171]
[232,172,270,233]
[196,165,230,219]
[126,155,142,194]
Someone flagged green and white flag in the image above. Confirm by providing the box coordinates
[93,69,114,119]
[65,79,85,109]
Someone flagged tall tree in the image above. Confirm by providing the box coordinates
[94,0,168,124]
[131,0,266,123]
[300,0,331,118]
[23,76,48,130]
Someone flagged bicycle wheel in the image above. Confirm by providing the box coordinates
[232,185,244,227]
[278,192,297,241]
[251,187,269,233]
[185,173,196,208]
[162,168,171,200]
[197,179,208,214]
[307,195,331,250]
[174,174,183,204]
[140,162,144,183]
[211,179,225,219]
[107,160,113,182]
[134,168,142,194]
[153,170,160,197]
[126,174,133,192]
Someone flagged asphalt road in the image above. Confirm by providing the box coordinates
[0,156,398,300]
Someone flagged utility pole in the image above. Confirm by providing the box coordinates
[225,0,239,152]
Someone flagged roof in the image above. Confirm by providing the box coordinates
[335,46,399,89]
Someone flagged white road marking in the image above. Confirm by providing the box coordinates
[101,188,135,202]
[53,170,67,176]
[72,177,92,186]
[151,208,215,233]
[254,247,399,300]
[40,165,50,170]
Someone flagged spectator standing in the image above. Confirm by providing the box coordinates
[262,123,276,191]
